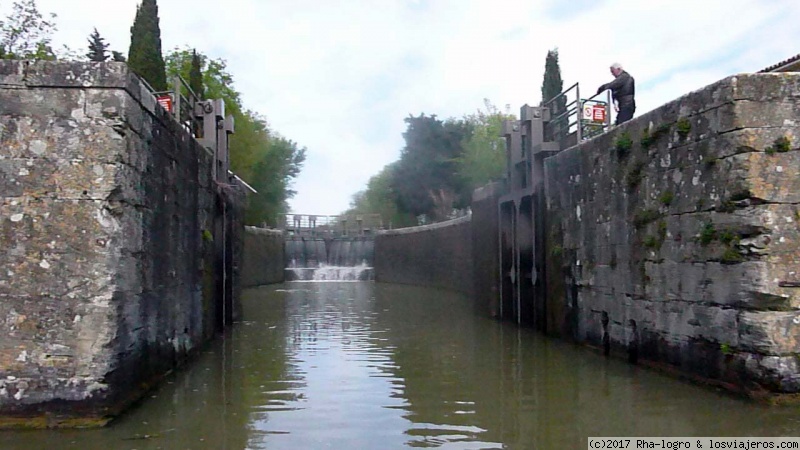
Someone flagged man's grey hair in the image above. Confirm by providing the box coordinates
[610,62,623,70]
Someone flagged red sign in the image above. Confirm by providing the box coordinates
[157,95,173,113]
[592,104,606,122]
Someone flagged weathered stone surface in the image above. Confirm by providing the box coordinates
[739,311,800,355]
[375,216,474,296]
[0,61,243,427]
[241,227,285,288]
[544,73,800,395]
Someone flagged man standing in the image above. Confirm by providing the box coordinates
[597,63,635,125]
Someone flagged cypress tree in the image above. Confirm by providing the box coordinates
[189,49,204,99]
[127,0,167,91]
[86,28,109,62]
[542,49,567,114]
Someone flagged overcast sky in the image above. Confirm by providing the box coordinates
[12,0,800,215]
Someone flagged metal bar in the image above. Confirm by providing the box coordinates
[542,82,579,107]
[576,84,582,142]
[173,77,181,122]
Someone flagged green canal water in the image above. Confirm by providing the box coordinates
[3,282,799,449]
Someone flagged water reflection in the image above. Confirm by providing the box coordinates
[2,282,800,449]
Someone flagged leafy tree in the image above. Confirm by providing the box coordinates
[344,163,416,229]
[86,27,108,61]
[165,48,305,226]
[165,47,241,113]
[243,132,306,225]
[0,0,57,60]
[391,114,472,222]
[128,0,167,91]
[456,99,515,191]
[188,49,203,99]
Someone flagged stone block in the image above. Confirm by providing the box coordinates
[739,311,800,355]
[732,73,800,102]
[0,60,26,86]
[649,302,739,346]
[0,88,86,120]
[21,61,130,90]
[738,353,800,392]
[742,152,800,204]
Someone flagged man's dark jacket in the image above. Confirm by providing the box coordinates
[598,71,635,107]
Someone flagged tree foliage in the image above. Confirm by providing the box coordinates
[242,130,306,225]
[541,49,566,136]
[0,0,56,60]
[128,0,167,91]
[188,49,203,99]
[456,99,514,191]
[390,114,472,223]
[344,163,416,229]
[86,27,108,61]
[165,47,240,113]
[165,48,306,226]
[346,100,514,226]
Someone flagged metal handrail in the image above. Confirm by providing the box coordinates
[542,82,578,108]
[543,83,580,142]
[281,213,384,236]
[542,82,613,143]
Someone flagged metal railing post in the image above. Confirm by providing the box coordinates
[576,84,582,142]
[173,76,182,124]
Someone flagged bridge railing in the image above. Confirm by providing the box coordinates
[543,83,612,144]
[281,214,384,237]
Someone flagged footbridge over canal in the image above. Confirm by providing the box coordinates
[281,214,382,281]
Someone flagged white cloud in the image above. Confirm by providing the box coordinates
[14,0,800,215]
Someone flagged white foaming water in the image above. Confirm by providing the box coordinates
[287,262,373,282]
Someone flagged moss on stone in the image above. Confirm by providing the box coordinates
[633,209,661,229]
[721,247,744,264]
[640,128,654,149]
[766,135,792,154]
[719,230,740,245]
[659,190,674,206]
[626,160,646,190]
[615,132,633,158]
[643,235,658,248]
[699,222,716,246]
[676,117,691,139]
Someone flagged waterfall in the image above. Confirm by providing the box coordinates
[285,237,374,281]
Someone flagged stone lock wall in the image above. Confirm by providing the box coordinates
[544,73,800,397]
[471,182,503,316]
[375,216,474,296]
[241,226,285,288]
[0,61,242,426]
